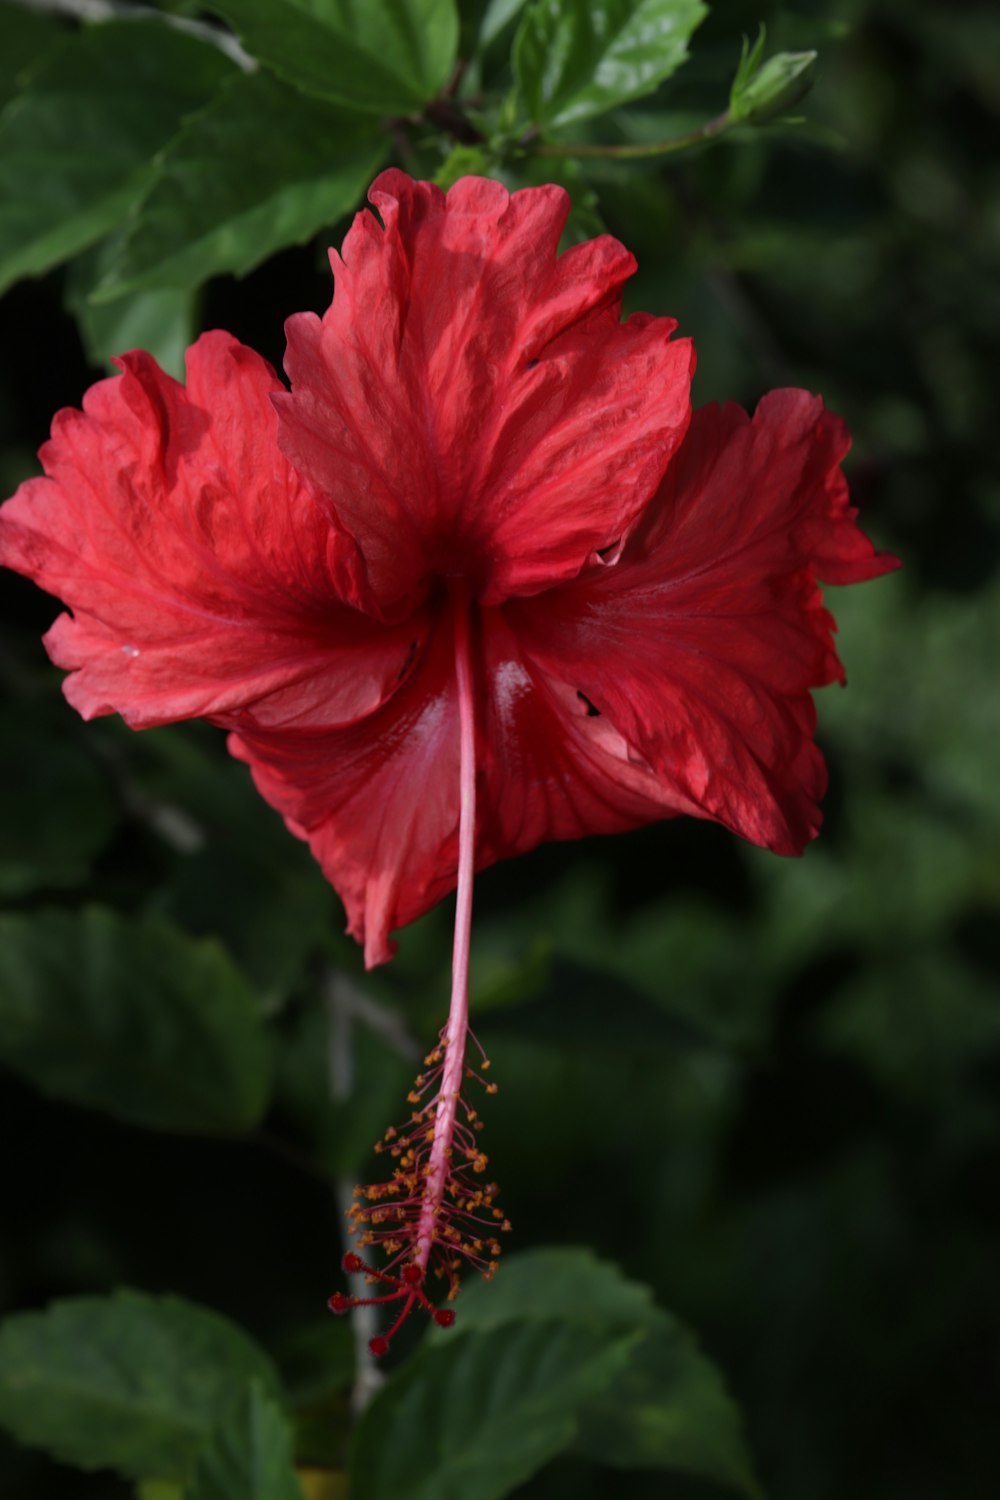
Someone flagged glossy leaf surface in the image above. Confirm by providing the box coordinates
[101,70,389,298]
[207,0,458,114]
[514,0,708,127]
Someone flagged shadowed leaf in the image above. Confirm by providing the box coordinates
[441,1250,761,1496]
[0,21,235,295]
[188,1383,305,1500]
[0,703,119,897]
[351,1319,638,1500]
[0,1293,281,1481]
[0,5,62,110]
[0,906,271,1134]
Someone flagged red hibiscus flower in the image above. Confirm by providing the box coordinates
[0,170,897,1345]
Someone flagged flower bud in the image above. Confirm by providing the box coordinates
[730,45,818,126]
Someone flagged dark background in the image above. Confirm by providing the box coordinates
[1,0,998,1495]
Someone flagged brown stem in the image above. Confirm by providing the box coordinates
[532,108,733,161]
[423,98,486,145]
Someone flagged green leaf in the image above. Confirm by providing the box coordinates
[819,949,1000,1118]
[479,955,714,1057]
[441,1250,761,1497]
[433,1246,657,1333]
[76,284,195,381]
[66,238,195,380]
[434,142,495,189]
[728,24,767,102]
[207,0,458,115]
[274,1318,356,1406]
[513,0,708,128]
[0,704,119,898]
[472,865,769,1051]
[0,1292,282,1481]
[350,1320,638,1500]
[160,840,337,1011]
[0,906,271,1135]
[575,1313,762,1495]
[100,69,389,299]
[479,0,530,49]
[0,5,62,110]
[0,21,236,296]
[188,1383,305,1500]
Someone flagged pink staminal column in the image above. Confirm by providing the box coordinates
[413,587,477,1272]
[328,589,509,1356]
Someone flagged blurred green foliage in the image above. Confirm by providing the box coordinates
[0,0,997,1497]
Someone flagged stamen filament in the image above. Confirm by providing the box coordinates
[384,1294,418,1342]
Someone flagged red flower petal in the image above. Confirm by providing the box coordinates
[277,170,693,613]
[0,332,420,729]
[475,607,688,861]
[0,168,899,971]
[230,599,685,967]
[507,391,900,855]
[229,615,463,968]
